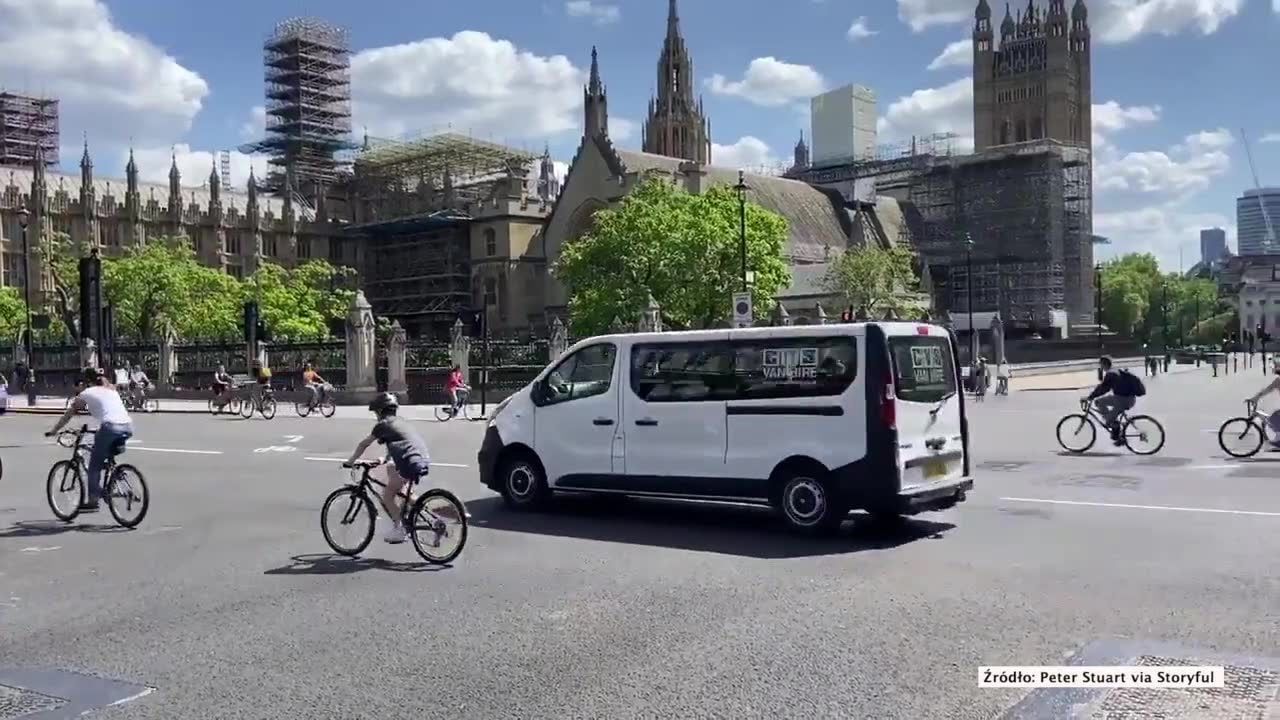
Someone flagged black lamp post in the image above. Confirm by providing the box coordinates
[734,170,749,293]
[964,231,975,364]
[1095,262,1103,380]
[17,205,36,406]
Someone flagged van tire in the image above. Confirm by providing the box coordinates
[774,466,845,536]
[498,452,549,510]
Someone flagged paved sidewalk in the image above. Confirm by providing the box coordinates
[1011,362,1218,392]
[0,395,494,421]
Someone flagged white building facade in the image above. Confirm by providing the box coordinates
[809,85,877,167]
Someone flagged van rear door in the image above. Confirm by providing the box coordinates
[886,326,966,491]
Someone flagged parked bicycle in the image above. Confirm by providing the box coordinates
[240,386,278,420]
[1217,400,1280,458]
[1055,398,1165,455]
[46,424,149,527]
[295,383,337,418]
[320,458,467,564]
[434,388,472,422]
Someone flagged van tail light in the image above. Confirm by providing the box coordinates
[881,372,896,430]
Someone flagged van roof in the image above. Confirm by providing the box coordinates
[570,321,951,347]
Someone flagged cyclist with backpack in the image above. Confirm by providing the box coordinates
[1085,355,1146,446]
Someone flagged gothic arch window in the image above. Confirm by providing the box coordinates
[483,227,497,257]
[566,199,606,243]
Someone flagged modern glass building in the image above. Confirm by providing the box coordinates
[1237,188,1280,255]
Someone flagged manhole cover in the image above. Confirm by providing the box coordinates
[0,684,66,719]
[1136,457,1192,468]
[1091,655,1279,719]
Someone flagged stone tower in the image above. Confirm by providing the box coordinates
[642,0,712,163]
[972,0,1091,151]
[792,132,810,172]
[583,46,608,140]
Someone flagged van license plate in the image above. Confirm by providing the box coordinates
[924,461,947,480]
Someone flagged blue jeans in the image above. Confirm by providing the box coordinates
[88,422,133,502]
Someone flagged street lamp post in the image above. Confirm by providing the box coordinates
[17,205,36,406]
[1095,263,1104,380]
[964,232,975,366]
[735,170,749,293]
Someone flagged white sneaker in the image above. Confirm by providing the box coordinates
[382,519,407,544]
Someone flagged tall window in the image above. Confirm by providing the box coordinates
[227,232,242,255]
[264,234,278,258]
[298,239,311,259]
[329,237,343,264]
[483,227,497,257]
[103,222,121,248]
[483,277,497,307]
[1,252,23,288]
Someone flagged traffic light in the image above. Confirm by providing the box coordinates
[243,301,259,343]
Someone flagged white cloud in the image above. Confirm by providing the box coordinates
[1095,206,1235,270]
[128,145,269,193]
[928,39,971,70]
[611,117,637,142]
[0,0,208,151]
[847,16,878,40]
[351,31,584,141]
[552,160,569,188]
[876,77,975,152]
[706,57,826,107]
[239,106,266,142]
[895,0,1244,43]
[1095,127,1234,196]
[1091,101,1161,148]
[1260,133,1280,144]
[710,136,782,174]
[564,0,620,25]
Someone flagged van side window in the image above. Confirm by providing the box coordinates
[733,337,857,400]
[541,343,617,405]
[630,342,735,402]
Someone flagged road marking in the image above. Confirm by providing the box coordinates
[1002,497,1280,518]
[131,446,223,455]
[1186,464,1240,471]
[142,525,182,535]
[108,687,155,707]
[20,546,61,553]
[254,445,297,453]
[284,435,304,444]
[303,456,469,468]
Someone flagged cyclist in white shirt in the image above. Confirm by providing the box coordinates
[46,368,134,513]
[129,364,150,405]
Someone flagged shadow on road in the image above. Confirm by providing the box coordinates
[1056,450,1126,458]
[263,553,448,576]
[0,520,129,538]
[466,495,954,559]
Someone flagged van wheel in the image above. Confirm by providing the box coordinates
[499,453,549,510]
[776,470,844,536]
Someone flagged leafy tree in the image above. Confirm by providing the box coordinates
[245,260,356,341]
[554,178,790,334]
[822,244,921,316]
[42,231,82,341]
[104,240,244,341]
[0,287,25,341]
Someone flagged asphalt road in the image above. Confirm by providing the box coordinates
[1,366,1278,719]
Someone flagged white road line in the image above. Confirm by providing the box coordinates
[108,687,155,707]
[130,446,223,455]
[1185,464,1241,471]
[1002,497,1280,517]
[303,456,469,468]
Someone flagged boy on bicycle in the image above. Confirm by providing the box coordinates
[344,393,430,544]
[1084,355,1145,446]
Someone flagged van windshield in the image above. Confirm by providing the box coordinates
[888,335,956,404]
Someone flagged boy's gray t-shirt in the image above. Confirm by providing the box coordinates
[372,416,431,471]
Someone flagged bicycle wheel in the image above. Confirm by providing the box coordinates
[294,400,312,418]
[1219,418,1264,458]
[208,397,221,415]
[227,395,243,415]
[408,488,468,565]
[239,396,254,419]
[1055,414,1097,453]
[319,397,336,418]
[320,487,375,556]
[459,401,473,421]
[260,397,277,420]
[1122,415,1166,456]
[143,398,159,413]
[46,460,84,522]
[433,406,453,422]
[105,464,149,528]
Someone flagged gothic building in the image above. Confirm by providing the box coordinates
[641,0,712,164]
[0,140,343,310]
[972,0,1092,151]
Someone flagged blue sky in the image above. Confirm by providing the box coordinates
[2,0,1277,270]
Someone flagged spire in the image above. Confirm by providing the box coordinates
[1072,0,1088,24]
[976,0,991,20]
[583,46,609,140]
[208,157,221,205]
[1002,2,1015,35]
[667,0,680,37]
[644,0,710,163]
[126,147,138,194]
[247,166,258,210]
[80,134,92,171]
[793,131,809,170]
[588,45,602,95]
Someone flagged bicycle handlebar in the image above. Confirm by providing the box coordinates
[343,459,383,469]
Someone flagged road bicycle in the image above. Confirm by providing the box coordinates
[434,388,472,422]
[1217,400,1280,458]
[46,425,149,528]
[1055,398,1166,455]
[320,458,468,565]
[240,386,278,420]
[295,384,337,418]
[208,386,243,416]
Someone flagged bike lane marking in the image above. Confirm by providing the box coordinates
[1002,496,1280,518]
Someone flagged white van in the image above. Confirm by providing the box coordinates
[477,322,973,535]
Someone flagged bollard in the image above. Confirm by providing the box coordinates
[1213,357,1218,377]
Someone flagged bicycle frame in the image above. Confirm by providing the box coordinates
[1080,398,1131,429]
[348,463,419,521]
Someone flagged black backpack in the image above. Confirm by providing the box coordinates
[1117,368,1145,397]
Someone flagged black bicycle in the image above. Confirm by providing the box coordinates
[295,384,337,418]
[1218,400,1280,458]
[320,459,468,564]
[46,425,150,527]
[123,388,159,414]
[240,386,278,420]
[434,388,472,422]
[1056,398,1165,455]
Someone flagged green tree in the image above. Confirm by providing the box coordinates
[554,178,790,334]
[104,239,244,341]
[821,244,921,316]
[42,231,82,341]
[246,260,356,341]
[0,287,25,341]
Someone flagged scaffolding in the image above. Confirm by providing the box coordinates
[907,139,1093,328]
[239,17,357,193]
[0,93,58,168]
[354,131,538,207]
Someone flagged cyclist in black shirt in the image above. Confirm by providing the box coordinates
[344,393,431,544]
[1085,355,1143,446]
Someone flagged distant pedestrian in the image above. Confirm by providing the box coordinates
[995,361,1009,395]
